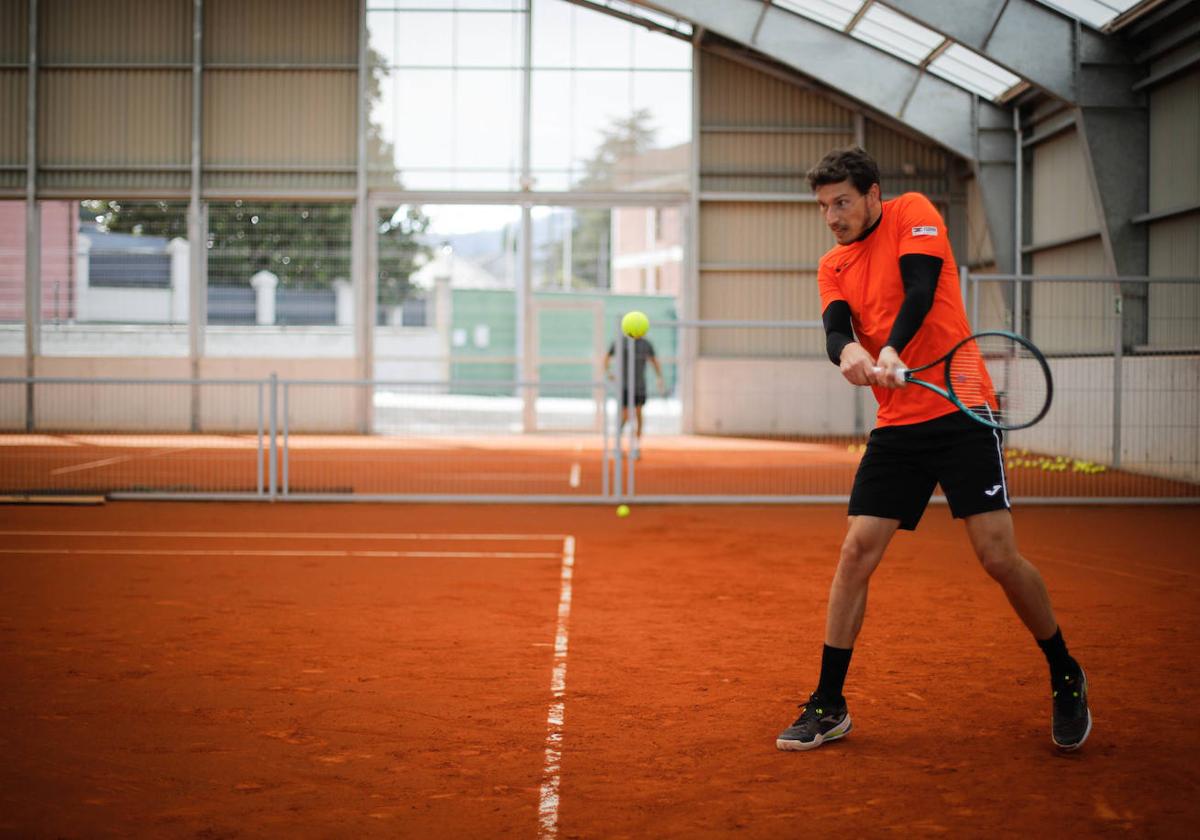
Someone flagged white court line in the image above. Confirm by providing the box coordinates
[568,443,582,489]
[538,535,575,840]
[0,530,569,541]
[49,446,196,476]
[0,548,560,559]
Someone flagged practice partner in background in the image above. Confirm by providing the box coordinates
[604,335,665,459]
[776,146,1091,753]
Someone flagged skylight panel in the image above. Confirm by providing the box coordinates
[850,3,944,65]
[927,43,1022,100]
[1035,0,1144,29]
[772,0,864,32]
[592,0,693,37]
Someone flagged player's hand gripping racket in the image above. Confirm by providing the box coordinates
[874,330,1053,430]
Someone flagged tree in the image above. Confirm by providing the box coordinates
[541,108,659,290]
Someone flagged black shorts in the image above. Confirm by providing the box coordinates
[619,389,647,408]
[849,410,1010,530]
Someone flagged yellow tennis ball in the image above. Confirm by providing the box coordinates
[621,310,649,338]
[616,504,630,518]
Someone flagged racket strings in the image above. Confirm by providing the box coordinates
[948,335,1051,429]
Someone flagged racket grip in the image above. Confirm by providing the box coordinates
[871,365,907,385]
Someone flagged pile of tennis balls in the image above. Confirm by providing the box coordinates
[1004,450,1107,475]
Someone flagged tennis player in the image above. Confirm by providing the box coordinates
[604,336,665,458]
[776,146,1091,752]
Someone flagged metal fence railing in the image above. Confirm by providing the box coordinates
[0,376,272,498]
[965,275,1199,492]
[1,301,1197,502]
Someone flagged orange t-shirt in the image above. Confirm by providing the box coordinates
[817,192,972,428]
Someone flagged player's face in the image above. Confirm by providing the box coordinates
[816,181,880,245]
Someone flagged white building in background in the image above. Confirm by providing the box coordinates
[609,143,688,296]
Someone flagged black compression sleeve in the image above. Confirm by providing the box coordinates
[885,254,942,353]
[822,300,854,365]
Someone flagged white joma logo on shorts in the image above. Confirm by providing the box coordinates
[984,484,1002,496]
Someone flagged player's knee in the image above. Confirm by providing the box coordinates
[837,536,878,582]
[977,540,1021,581]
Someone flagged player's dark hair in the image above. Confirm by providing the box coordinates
[807,146,880,196]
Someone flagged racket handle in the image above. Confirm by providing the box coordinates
[871,365,907,385]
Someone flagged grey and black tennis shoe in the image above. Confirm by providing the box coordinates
[1052,667,1092,750]
[776,693,852,751]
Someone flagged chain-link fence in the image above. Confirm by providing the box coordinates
[2,300,1197,501]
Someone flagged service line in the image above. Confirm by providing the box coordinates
[538,535,575,839]
[0,530,569,542]
[0,548,560,559]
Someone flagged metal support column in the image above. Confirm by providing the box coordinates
[24,0,39,431]
[518,1,535,432]
[681,33,703,436]
[354,0,374,433]
[1112,286,1123,469]
[188,0,205,431]
[1013,107,1023,336]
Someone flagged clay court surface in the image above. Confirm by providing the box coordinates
[1,500,1198,838]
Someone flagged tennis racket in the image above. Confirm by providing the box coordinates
[874,330,1053,430]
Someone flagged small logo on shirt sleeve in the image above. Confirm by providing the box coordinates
[911,225,939,237]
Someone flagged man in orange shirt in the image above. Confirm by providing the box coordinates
[776,147,1090,753]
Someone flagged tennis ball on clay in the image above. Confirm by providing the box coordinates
[621,310,650,339]
[616,504,630,518]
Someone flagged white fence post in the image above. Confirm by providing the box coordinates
[169,237,189,324]
[250,270,278,326]
[333,277,353,326]
[74,234,91,321]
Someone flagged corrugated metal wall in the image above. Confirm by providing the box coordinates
[696,50,960,359]
[37,0,191,195]
[41,0,191,62]
[203,71,356,167]
[966,174,995,269]
[1,0,28,193]
[0,71,24,193]
[204,0,357,192]
[204,0,357,64]
[1148,67,1199,211]
[5,0,360,198]
[1026,127,1110,353]
[1029,130,1103,246]
[1147,64,1200,348]
[862,121,951,200]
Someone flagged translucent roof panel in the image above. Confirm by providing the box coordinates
[927,43,1022,100]
[587,1,693,37]
[772,0,863,32]
[849,3,945,65]
[1035,0,1144,29]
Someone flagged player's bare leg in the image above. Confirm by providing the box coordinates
[778,515,897,751]
[964,508,1091,749]
[963,509,1056,638]
[825,515,899,648]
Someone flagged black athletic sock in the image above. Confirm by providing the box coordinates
[1037,627,1080,681]
[815,644,853,704]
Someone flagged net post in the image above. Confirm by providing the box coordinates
[625,333,635,496]
[282,381,290,496]
[256,380,264,496]
[612,320,624,498]
[268,371,278,500]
